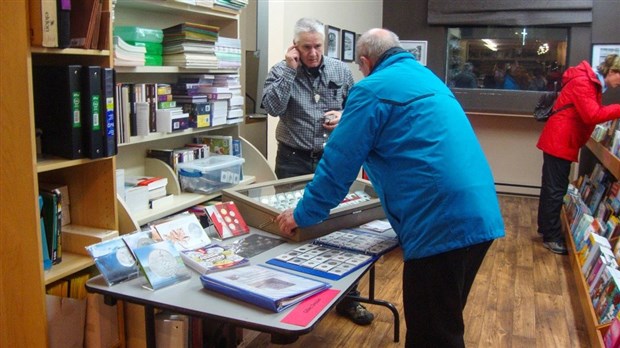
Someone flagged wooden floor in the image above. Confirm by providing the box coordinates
[241,195,591,348]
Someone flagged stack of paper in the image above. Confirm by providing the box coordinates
[162,22,220,69]
[113,36,146,66]
[214,36,241,69]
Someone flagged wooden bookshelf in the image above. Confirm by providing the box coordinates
[562,209,607,348]
[1,1,118,346]
[586,138,620,180]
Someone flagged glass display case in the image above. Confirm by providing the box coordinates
[222,174,385,242]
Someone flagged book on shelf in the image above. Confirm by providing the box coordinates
[32,65,84,159]
[152,212,212,251]
[29,0,58,47]
[150,194,174,210]
[125,176,168,191]
[180,243,249,274]
[86,237,141,286]
[205,201,250,240]
[194,134,233,155]
[604,316,620,348]
[69,0,102,49]
[40,186,63,264]
[56,0,71,48]
[587,248,618,294]
[124,185,150,213]
[38,195,53,270]
[199,264,330,312]
[594,266,620,324]
[101,67,117,157]
[132,240,192,291]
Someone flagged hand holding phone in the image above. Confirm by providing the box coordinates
[285,44,300,69]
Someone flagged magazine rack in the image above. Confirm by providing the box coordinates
[222,175,385,242]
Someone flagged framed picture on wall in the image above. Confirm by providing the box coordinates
[341,30,356,62]
[592,44,620,69]
[401,40,427,66]
[326,25,340,59]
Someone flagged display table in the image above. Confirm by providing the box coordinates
[85,227,400,347]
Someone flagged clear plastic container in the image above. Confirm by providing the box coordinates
[178,155,245,194]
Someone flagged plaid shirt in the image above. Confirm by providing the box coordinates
[262,57,354,152]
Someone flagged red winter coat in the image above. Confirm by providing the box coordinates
[537,60,620,162]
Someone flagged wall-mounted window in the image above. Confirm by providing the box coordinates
[446,27,569,92]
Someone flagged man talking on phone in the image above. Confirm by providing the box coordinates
[261,18,372,325]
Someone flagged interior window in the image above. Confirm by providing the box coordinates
[446,27,569,91]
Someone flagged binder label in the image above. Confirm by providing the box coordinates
[72,92,81,128]
[91,95,100,130]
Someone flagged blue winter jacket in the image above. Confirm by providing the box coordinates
[294,50,505,260]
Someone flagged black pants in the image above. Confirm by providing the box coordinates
[403,240,493,348]
[275,143,322,179]
[537,152,571,242]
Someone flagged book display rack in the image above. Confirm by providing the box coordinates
[563,139,620,348]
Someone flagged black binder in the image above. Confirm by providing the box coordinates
[33,65,83,159]
[82,66,104,158]
[100,67,117,157]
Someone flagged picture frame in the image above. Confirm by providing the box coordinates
[592,44,620,69]
[341,30,356,62]
[325,25,340,59]
[401,40,428,66]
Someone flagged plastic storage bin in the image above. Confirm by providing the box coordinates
[178,155,245,194]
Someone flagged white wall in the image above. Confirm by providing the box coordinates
[263,0,384,168]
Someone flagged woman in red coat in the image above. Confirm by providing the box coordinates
[537,54,620,254]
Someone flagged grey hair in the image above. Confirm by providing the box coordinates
[294,18,325,43]
[356,28,400,65]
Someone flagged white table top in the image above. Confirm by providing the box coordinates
[86,227,392,336]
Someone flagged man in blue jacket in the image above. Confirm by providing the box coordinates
[276,28,505,347]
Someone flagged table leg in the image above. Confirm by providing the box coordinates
[144,305,156,348]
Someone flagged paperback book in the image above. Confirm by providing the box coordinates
[180,244,249,274]
[199,264,330,312]
[133,240,192,291]
[86,237,140,286]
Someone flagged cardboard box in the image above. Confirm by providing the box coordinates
[62,225,119,255]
